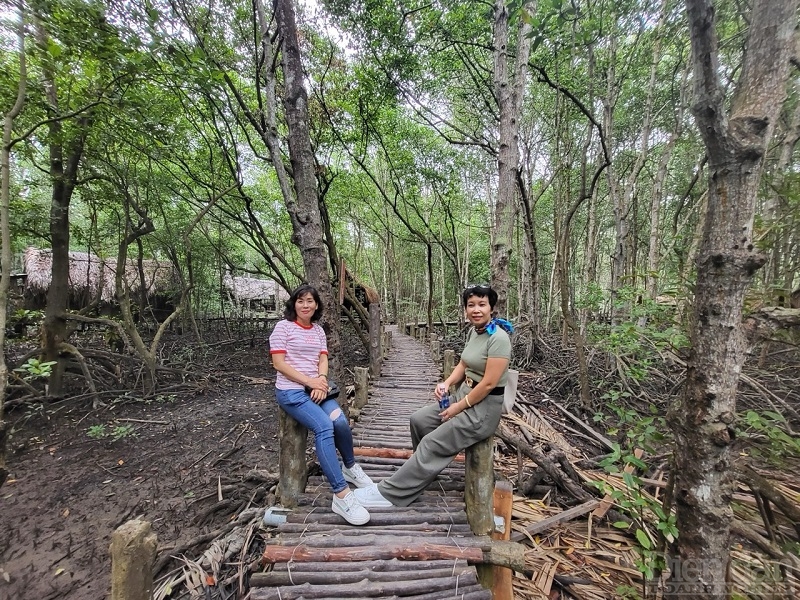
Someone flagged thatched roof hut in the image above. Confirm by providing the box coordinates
[222,272,289,312]
[22,247,177,306]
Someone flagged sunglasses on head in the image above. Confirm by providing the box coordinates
[465,283,491,291]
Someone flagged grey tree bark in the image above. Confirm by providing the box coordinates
[490,0,534,315]
[666,1,797,597]
[271,0,342,365]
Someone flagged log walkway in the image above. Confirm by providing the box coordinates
[251,325,494,599]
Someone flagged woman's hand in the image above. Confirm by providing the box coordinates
[439,400,466,422]
[306,376,329,403]
[309,386,327,403]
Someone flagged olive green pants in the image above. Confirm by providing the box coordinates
[377,384,503,507]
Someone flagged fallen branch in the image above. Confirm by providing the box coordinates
[495,425,592,502]
[550,402,614,451]
[739,465,800,539]
[510,499,600,542]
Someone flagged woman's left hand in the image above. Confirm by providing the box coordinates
[439,403,463,422]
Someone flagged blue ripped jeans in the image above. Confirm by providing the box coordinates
[275,388,356,494]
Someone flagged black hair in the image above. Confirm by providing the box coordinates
[284,284,324,322]
[462,283,498,309]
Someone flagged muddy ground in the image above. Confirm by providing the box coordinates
[0,329,368,600]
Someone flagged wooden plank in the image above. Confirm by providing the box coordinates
[492,481,514,600]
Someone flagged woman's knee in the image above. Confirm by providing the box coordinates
[329,408,350,434]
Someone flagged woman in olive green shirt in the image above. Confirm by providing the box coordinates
[355,284,512,508]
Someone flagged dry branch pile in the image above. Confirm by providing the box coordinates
[494,366,799,600]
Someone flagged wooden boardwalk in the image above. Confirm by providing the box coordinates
[250,325,494,599]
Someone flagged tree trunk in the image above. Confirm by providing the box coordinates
[34,14,92,396]
[0,5,26,488]
[667,1,796,597]
[274,0,341,371]
[490,0,533,315]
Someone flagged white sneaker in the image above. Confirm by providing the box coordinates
[342,463,373,488]
[353,483,393,508]
[331,491,370,525]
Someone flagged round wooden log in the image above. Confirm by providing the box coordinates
[278,410,308,508]
[352,447,465,462]
[264,533,492,550]
[369,303,382,378]
[268,558,472,572]
[249,580,491,600]
[110,519,157,600]
[261,542,483,565]
[251,566,477,587]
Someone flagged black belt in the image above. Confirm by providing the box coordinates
[464,376,504,396]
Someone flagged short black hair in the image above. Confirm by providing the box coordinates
[462,283,498,309]
[284,284,324,322]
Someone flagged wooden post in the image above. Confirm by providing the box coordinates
[354,366,369,410]
[110,519,157,600]
[368,303,382,378]
[491,481,514,599]
[381,330,392,358]
[430,339,440,363]
[465,437,495,587]
[278,411,308,508]
[465,437,494,536]
[443,349,455,381]
[409,323,416,339]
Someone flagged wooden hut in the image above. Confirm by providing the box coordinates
[21,247,177,316]
[222,272,289,315]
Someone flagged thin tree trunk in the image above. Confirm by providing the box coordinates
[271,0,341,370]
[667,1,796,597]
[0,4,26,488]
[490,0,534,315]
[34,13,92,396]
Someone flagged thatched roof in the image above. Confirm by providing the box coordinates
[22,247,176,302]
[222,272,288,303]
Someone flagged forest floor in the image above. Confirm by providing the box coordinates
[0,325,798,600]
[0,330,310,600]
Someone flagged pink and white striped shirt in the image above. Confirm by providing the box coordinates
[268,320,328,390]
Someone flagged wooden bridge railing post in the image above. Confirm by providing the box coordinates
[382,330,391,358]
[443,349,455,383]
[110,519,157,600]
[369,303,382,377]
[490,481,515,598]
[464,437,495,538]
[430,334,440,364]
[278,412,308,508]
[354,366,369,410]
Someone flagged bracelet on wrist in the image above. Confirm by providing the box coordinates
[464,395,472,408]
[318,373,328,378]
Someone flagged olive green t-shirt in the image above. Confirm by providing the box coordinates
[461,327,512,387]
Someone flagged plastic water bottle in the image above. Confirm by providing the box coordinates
[439,391,450,410]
